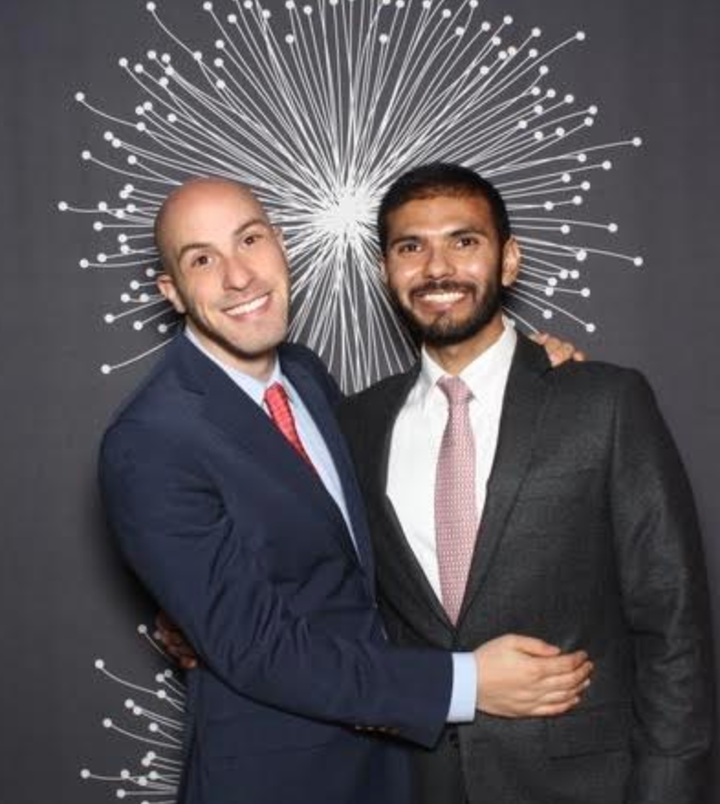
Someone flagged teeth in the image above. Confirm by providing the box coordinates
[421,291,465,303]
[226,294,269,316]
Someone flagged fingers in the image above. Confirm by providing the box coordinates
[530,331,549,345]
[526,654,592,695]
[156,626,182,651]
[558,679,591,702]
[522,658,592,700]
[530,697,582,717]
[534,650,589,676]
[474,636,593,719]
[542,660,593,691]
[505,634,562,657]
[532,332,587,366]
[547,339,575,367]
[525,672,592,715]
[535,674,591,703]
[155,610,199,669]
[155,610,177,647]
[167,638,198,667]
[155,609,177,633]
[517,660,593,717]
[477,636,589,672]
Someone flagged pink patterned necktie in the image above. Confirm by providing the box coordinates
[264,382,315,470]
[434,376,478,625]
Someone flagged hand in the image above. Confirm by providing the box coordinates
[156,610,199,670]
[474,634,592,717]
[531,331,587,366]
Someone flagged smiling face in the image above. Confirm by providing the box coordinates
[383,192,520,367]
[156,179,290,379]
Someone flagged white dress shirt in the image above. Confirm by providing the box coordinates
[387,320,517,602]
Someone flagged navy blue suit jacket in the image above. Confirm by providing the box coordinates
[99,336,453,804]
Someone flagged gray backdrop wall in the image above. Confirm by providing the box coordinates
[1,0,718,802]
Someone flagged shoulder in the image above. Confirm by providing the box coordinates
[280,341,328,375]
[100,344,201,461]
[537,357,659,434]
[546,357,651,400]
[342,367,418,414]
[515,335,642,392]
[519,333,642,390]
[280,341,343,405]
[516,335,657,420]
[105,355,174,426]
[336,368,418,449]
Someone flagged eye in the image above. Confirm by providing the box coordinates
[456,235,480,248]
[191,253,212,268]
[396,241,421,255]
[242,230,266,247]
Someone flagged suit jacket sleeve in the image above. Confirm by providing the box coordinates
[609,370,715,803]
[99,419,452,748]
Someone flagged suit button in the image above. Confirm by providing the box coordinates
[448,730,460,749]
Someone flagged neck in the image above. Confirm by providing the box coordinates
[241,353,276,383]
[185,322,278,382]
[424,313,504,375]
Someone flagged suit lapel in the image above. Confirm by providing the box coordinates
[173,337,361,568]
[281,350,373,576]
[458,336,552,625]
[375,368,456,632]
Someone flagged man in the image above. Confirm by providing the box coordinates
[337,163,716,804]
[99,177,592,804]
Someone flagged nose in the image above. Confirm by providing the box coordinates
[423,242,454,280]
[222,253,254,291]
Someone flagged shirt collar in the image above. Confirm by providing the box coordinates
[184,327,284,408]
[415,317,517,409]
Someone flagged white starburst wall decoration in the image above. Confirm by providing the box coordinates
[81,626,185,802]
[60,0,642,394]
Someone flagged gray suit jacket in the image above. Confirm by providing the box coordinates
[338,335,715,804]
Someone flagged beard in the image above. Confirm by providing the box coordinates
[392,276,502,348]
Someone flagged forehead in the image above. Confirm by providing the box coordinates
[386,193,496,237]
[161,183,266,246]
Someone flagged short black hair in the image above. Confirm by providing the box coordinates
[377,162,511,254]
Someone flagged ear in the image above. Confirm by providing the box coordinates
[500,237,521,288]
[157,271,187,314]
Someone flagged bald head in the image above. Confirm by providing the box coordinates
[153,175,291,378]
[154,178,269,275]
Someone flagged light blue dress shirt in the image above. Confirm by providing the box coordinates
[184,329,476,722]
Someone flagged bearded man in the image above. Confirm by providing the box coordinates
[338,162,715,804]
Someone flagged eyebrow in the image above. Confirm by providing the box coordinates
[388,226,489,250]
[176,218,271,262]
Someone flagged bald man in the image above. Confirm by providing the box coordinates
[99,178,592,804]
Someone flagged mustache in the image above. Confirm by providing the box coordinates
[410,280,476,297]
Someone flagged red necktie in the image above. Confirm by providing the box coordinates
[264,382,315,470]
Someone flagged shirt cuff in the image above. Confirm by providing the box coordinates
[447,652,477,723]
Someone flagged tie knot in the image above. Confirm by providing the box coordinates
[437,375,473,407]
[264,381,289,408]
